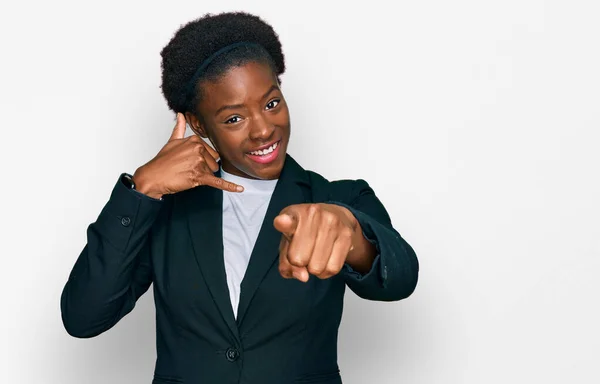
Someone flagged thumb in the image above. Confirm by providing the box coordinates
[169,112,187,141]
[273,212,297,241]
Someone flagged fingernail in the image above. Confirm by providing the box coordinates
[302,271,309,282]
[296,270,307,282]
[236,185,244,192]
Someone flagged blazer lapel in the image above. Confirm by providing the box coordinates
[184,169,241,342]
[236,154,312,326]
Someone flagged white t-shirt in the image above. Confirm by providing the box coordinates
[220,167,278,319]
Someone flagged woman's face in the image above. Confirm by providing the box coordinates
[187,61,291,180]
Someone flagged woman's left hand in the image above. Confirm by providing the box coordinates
[274,203,357,282]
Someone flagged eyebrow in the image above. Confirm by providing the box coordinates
[214,84,280,117]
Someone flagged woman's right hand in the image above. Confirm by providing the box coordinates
[132,113,244,199]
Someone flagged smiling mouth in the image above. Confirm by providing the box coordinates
[246,140,282,165]
[247,140,280,156]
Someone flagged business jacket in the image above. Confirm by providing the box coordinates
[61,154,419,384]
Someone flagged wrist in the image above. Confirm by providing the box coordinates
[133,167,163,200]
[335,205,376,272]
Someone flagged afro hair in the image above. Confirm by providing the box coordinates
[160,12,286,114]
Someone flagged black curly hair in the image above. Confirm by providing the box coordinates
[160,12,286,115]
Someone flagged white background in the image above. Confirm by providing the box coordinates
[1,0,599,383]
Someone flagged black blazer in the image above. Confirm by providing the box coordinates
[61,154,418,384]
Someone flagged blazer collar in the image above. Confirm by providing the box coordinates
[183,154,312,340]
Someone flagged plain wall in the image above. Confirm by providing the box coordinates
[1,0,599,383]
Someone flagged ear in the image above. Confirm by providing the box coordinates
[184,112,209,138]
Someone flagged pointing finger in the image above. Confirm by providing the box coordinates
[273,213,298,242]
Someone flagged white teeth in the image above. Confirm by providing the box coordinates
[250,141,278,156]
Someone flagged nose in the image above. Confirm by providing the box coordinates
[249,113,275,141]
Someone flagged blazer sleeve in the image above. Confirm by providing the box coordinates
[60,174,164,338]
[327,179,419,302]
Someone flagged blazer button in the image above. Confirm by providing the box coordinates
[225,347,239,362]
[121,217,131,227]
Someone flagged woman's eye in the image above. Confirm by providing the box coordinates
[225,116,242,124]
[266,99,280,110]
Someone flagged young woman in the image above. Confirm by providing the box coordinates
[61,11,419,384]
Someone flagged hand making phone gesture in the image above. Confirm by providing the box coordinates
[133,113,244,199]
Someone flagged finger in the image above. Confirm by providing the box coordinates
[286,206,319,268]
[279,236,309,282]
[201,174,244,192]
[293,266,309,282]
[279,237,306,280]
[321,230,353,279]
[306,222,338,278]
[278,237,293,279]
[200,139,221,161]
[188,136,220,160]
[278,237,309,282]
[198,144,220,173]
[169,113,187,141]
[273,212,298,242]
